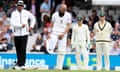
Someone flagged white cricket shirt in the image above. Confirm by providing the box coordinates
[51,11,72,35]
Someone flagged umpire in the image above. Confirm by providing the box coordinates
[10,0,35,70]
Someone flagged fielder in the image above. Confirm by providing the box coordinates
[94,12,112,71]
[71,16,90,69]
[46,4,72,70]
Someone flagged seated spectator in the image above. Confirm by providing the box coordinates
[31,35,42,52]
[40,0,50,24]
[0,18,7,51]
[111,31,120,41]
[111,42,120,54]
[82,15,88,24]
[89,9,99,28]
[44,15,52,32]
[3,15,14,50]
[0,6,6,18]
[89,31,96,46]
[88,21,93,31]
[72,11,77,23]
[107,15,116,29]
[30,28,49,54]
[89,44,96,53]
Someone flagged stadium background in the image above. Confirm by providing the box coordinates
[0,0,120,71]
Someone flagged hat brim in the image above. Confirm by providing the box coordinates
[99,15,105,17]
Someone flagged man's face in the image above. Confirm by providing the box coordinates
[78,20,83,25]
[17,5,24,11]
[99,16,105,21]
[59,7,66,14]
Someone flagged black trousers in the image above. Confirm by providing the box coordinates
[14,35,28,66]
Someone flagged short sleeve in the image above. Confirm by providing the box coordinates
[51,13,55,23]
[67,13,72,24]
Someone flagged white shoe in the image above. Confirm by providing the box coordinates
[47,49,54,54]
[105,68,110,71]
[20,66,26,70]
[13,65,26,70]
[13,66,21,70]
[55,66,62,71]
[97,68,102,71]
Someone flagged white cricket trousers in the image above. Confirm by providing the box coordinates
[96,42,110,70]
[75,41,89,68]
[47,34,67,70]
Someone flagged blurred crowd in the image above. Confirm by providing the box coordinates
[0,0,119,54]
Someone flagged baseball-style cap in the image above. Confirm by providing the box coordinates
[77,16,83,21]
[17,0,24,6]
[99,12,105,17]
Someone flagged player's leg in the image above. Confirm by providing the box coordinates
[56,35,67,70]
[103,43,110,71]
[96,43,103,70]
[46,34,58,53]
[75,42,82,69]
[81,41,89,69]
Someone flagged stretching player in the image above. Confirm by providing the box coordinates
[46,4,72,70]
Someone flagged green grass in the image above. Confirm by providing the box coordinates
[0,70,120,72]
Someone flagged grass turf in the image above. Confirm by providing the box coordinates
[0,70,119,72]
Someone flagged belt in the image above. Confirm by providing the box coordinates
[96,40,111,42]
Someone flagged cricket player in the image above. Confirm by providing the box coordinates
[46,4,72,70]
[71,16,90,69]
[94,12,112,71]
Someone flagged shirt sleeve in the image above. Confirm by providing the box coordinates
[109,22,113,33]
[10,12,22,28]
[67,13,72,24]
[86,25,90,45]
[93,23,97,34]
[71,27,76,48]
[28,11,36,28]
[51,13,55,23]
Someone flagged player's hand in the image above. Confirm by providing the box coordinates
[22,24,26,28]
[58,34,64,40]
[29,27,33,32]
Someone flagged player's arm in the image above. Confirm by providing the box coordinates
[63,14,72,35]
[93,23,97,34]
[50,13,55,32]
[63,23,71,35]
[109,22,113,33]
[86,25,90,49]
[71,27,76,49]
